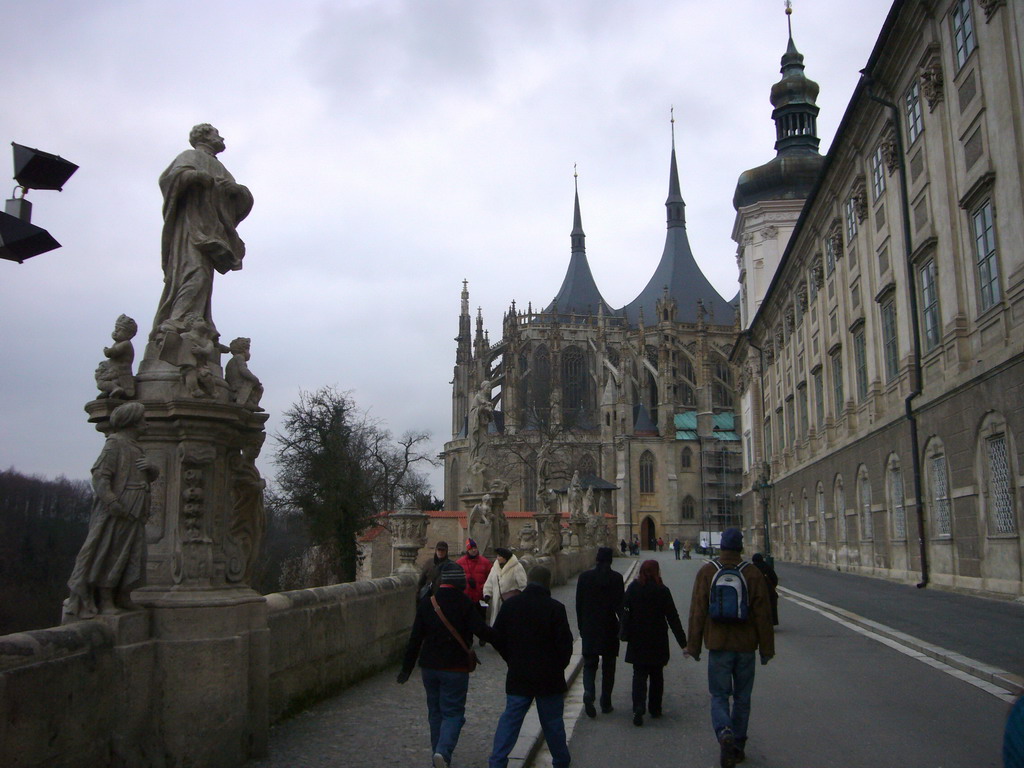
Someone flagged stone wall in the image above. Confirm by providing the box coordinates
[0,549,597,767]
[265,574,417,722]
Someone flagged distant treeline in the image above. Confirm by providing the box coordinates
[0,468,92,634]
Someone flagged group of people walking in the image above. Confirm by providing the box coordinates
[400,528,776,768]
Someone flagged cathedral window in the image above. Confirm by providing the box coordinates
[681,447,692,469]
[639,451,656,494]
[681,495,695,520]
[562,346,589,421]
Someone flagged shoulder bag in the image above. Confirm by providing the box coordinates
[430,596,480,672]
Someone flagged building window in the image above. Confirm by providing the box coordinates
[681,447,692,469]
[871,145,886,200]
[919,258,941,351]
[639,451,655,494]
[785,398,796,449]
[682,496,696,520]
[985,434,1016,534]
[831,349,844,418]
[523,461,537,512]
[853,328,868,401]
[835,479,847,541]
[813,369,824,427]
[845,197,858,242]
[952,0,977,70]
[798,385,809,441]
[881,299,899,382]
[764,419,773,462]
[930,454,952,536]
[972,200,1000,311]
[859,470,874,540]
[889,462,907,540]
[905,81,923,144]
[562,346,589,417]
[826,236,836,275]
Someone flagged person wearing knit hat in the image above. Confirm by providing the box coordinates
[417,541,451,602]
[482,547,527,626]
[576,546,625,718]
[398,560,496,768]
[686,528,775,767]
[457,538,492,625]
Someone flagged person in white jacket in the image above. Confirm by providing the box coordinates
[482,547,528,624]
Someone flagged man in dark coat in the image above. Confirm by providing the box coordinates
[575,546,624,717]
[398,561,496,768]
[488,566,573,768]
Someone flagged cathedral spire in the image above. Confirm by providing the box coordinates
[571,164,585,254]
[666,108,686,228]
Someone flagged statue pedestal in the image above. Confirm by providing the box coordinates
[85,396,270,765]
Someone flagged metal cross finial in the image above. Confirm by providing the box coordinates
[785,1,793,38]
[670,106,676,148]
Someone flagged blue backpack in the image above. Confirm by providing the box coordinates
[708,558,751,623]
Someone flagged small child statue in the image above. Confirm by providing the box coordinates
[180,313,228,398]
[95,314,138,400]
[225,337,264,411]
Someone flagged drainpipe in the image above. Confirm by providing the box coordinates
[745,333,771,556]
[861,72,929,588]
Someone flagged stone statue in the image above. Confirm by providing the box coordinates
[542,512,563,556]
[95,314,138,400]
[490,503,510,552]
[225,337,264,411]
[469,493,493,554]
[568,471,584,521]
[584,485,595,517]
[180,313,228,398]
[517,521,538,552]
[63,402,159,618]
[467,379,494,465]
[228,437,267,585]
[150,123,253,342]
[538,487,559,516]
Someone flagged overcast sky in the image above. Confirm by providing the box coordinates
[1,0,893,498]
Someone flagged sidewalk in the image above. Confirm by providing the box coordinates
[775,561,1024,695]
[249,554,637,768]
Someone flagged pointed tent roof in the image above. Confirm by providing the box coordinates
[619,142,734,325]
[544,177,614,316]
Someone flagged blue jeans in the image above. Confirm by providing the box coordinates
[421,668,469,763]
[708,650,756,745]
[489,693,570,768]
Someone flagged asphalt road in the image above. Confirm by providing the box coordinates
[560,552,1013,768]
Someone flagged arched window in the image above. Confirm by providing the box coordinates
[803,489,813,542]
[448,457,460,511]
[681,447,693,469]
[678,354,696,406]
[978,413,1017,535]
[577,453,596,478]
[712,356,734,408]
[834,475,846,541]
[517,351,530,412]
[681,495,695,520]
[817,483,827,544]
[886,454,907,541]
[858,465,873,540]
[562,345,589,419]
[639,451,656,494]
[924,438,952,536]
[532,346,551,426]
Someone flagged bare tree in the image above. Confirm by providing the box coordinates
[273,387,435,584]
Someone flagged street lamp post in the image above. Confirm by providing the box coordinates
[752,462,773,564]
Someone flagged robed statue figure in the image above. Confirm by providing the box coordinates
[151,123,253,342]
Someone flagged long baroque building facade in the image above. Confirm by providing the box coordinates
[734,0,1024,596]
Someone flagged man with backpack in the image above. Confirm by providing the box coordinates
[685,528,775,768]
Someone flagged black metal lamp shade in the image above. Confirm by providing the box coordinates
[12,143,78,191]
[0,210,61,262]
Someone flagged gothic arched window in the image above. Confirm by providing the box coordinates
[681,447,692,469]
[639,451,656,494]
[532,346,551,425]
[562,345,589,420]
[682,495,695,520]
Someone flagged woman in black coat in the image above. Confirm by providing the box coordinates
[620,559,686,726]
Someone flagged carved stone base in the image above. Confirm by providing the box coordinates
[85,396,268,591]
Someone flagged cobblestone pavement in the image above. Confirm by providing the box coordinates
[250,555,638,768]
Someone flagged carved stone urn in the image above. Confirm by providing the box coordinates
[389,506,429,575]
